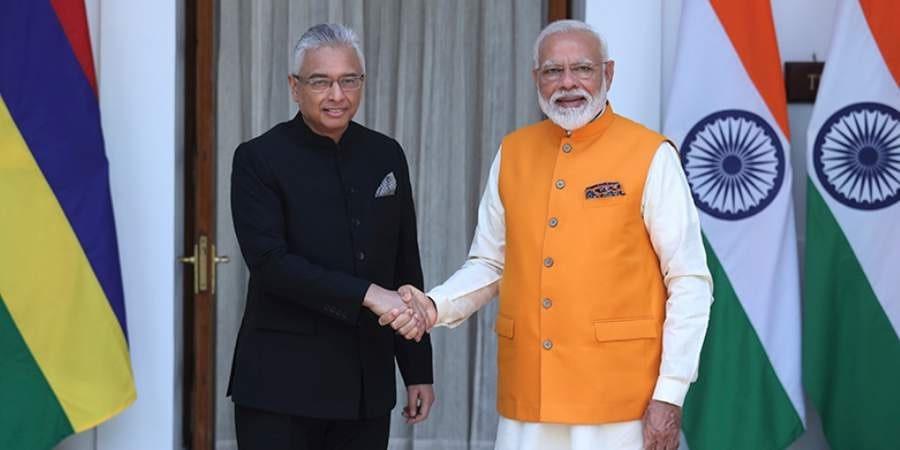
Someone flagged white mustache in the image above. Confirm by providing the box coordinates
[550,88,593,104]
[537,80,607,131]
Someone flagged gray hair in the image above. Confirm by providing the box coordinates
[533,20,608,69]
[291,23,366,75]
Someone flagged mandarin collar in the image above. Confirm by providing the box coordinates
[289,112,358,149]
[554,102,616,141]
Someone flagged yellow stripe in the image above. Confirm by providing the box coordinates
[0,97,135,432]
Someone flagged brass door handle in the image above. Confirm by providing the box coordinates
[180,244,200,294]
[210,244,230,295]
[180,236,230,295]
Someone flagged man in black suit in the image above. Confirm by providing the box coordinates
[228,23,434,450]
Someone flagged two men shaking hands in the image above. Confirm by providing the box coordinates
[365,284,434,342]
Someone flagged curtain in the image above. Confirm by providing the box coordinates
[215,1,545,448]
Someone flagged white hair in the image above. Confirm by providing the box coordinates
[533,20,609,69]
[291,23,366,75]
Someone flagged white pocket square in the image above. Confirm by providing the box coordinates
[375,172,397,198]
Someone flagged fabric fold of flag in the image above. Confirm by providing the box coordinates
[0,1,136,449]
[804,1,900,449]
[663,1,805,449]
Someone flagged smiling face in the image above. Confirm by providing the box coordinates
[533,30,615,131]
[289,44,364,142]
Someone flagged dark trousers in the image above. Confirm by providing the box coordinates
[234,404,391,450]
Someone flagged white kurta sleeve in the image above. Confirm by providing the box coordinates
[641,142,714,407]
[428,148,506,328]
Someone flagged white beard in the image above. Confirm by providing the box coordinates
[537,76,607,132]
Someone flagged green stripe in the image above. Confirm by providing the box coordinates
[683,237,803,450]
[804,180,900,450]
[0,294,73,450]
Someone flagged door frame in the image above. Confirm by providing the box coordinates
[548,0,570,23]
[182,0,217,448]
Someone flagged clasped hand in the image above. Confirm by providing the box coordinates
[363,284,436,341]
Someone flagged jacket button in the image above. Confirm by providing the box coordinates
[543,339,553,350]
[555,179,566,189]
[548,217,558,228]
[357,252,366,261]
[542,298,553,309]
[562,143,572,153]
[543,257,554,268]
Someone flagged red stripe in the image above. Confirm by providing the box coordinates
[860,0,900,87]
[49,0,97,94]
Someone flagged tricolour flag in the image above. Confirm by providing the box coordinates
[0,1,136,449]
[804,0,900,448]
[663,0,805,448]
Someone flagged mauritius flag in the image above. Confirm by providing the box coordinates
[0,1,136,449]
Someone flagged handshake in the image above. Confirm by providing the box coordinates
[363,284,437,342]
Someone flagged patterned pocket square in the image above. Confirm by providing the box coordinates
[585,181,626,199]
[375,172,397,198]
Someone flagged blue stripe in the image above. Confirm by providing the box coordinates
[0,1,128,335]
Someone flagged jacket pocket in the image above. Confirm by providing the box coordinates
[494,314,515,339]
[582,195,633,209]
[593,317,658,342]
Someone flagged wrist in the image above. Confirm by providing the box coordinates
[363,284,378,308]
[652,376,689,407]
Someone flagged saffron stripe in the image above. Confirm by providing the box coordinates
[0,0,127,333]
[0,97,135,432]
[709,0,790,137]
[859,0,900,86]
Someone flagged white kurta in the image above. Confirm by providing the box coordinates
[428,124,713,449]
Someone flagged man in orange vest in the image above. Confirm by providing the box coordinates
[383,19,712,450]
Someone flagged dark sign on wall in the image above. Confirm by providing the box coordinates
[785,62,825,103]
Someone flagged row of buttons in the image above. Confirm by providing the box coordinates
[323,304,347,320]
[540,142,573,352]
[542,294,553,351]
[354,212,364,260]
[556,143,573,190]
[345,186,364,261]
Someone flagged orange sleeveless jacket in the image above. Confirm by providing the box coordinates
[496,106,669,424]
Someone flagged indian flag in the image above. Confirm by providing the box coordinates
[663,0,805,448]
[804,0,900,449]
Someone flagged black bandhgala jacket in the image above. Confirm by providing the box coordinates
[227,114,433,420]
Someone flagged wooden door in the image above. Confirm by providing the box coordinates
[181,0,225,449]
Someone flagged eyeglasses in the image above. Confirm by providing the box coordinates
[538,61,606,83]
[292,74,365,92]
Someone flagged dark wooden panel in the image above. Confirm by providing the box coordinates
[785,61,825,103]
[548,0,570,23]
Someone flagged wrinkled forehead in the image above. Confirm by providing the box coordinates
[537,31,603,67]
